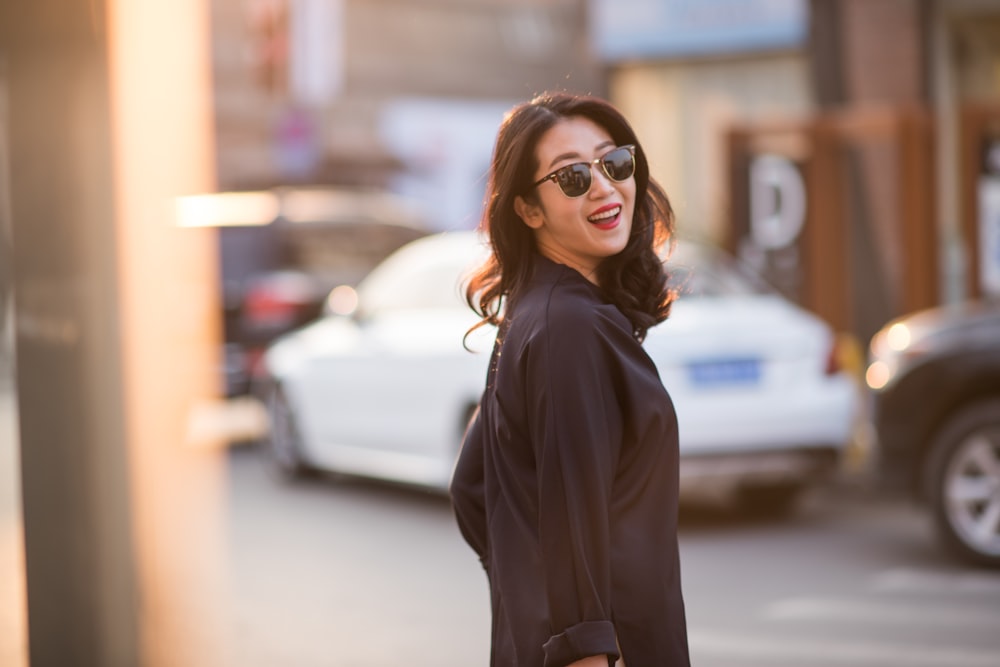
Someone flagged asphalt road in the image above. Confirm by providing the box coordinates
[223,446,1000,667]
[3,422,1000,666]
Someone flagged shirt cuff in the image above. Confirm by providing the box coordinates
[543,620,619,667]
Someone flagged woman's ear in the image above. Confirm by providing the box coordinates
[514,195,544,230]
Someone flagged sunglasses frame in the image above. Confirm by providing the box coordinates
[532,144,637,198]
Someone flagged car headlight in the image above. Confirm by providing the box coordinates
[865,357,896,391]
[865,322,917,391]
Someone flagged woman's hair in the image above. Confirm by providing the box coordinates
[465,91,677,342]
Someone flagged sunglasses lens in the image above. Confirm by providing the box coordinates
[554,163,592,197]
[602,147,635,181]
[540,146,635,197]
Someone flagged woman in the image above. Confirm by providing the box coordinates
[450,92,690,667]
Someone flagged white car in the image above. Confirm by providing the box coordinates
[262,231,860,512]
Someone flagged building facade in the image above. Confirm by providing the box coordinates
[590,0,814,244]
[593,0,1000,343]
[210,0,603,230]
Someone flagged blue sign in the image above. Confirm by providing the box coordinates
[590,0,808,61]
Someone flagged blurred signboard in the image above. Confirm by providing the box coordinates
[589,0,808,61]
[379,98,514,231]
[749,154,807,250]
[729,111,938,340]
[979,137,1000,297]
[734,152,809,304]
[289,0,343,106]
[248,0,343,103]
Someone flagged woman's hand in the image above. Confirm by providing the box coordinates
[565,656,610,667]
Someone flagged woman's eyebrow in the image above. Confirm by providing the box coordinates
[546,151,581,169]
[546,141,616,169]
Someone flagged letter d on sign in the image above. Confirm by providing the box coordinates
[749,154,806,250]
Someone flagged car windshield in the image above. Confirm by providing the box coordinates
[354,235,487,318]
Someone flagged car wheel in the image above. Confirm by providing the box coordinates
[927,397,1000,568]
[265,384,310,478]
[736,482,804,518]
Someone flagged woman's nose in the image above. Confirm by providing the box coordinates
[588,166,616,197]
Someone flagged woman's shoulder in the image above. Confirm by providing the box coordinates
[513,262,631,342]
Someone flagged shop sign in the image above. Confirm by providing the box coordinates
[749,153,807,249]
[736,153,808,303]
[590,0,807,61]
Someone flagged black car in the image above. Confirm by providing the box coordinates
[866,301,1000,567]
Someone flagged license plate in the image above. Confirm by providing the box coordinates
[686,358,761,387]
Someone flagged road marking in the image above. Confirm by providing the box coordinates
[762,597,1000,628]
[689,628,1000,666]
[872,568,1000,595]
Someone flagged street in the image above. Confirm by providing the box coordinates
[223,445,1000,667]
[4,406,1000,667]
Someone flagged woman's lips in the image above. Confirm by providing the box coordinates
[588,204,621,230]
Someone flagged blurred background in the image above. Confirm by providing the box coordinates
[2,0,1000,666]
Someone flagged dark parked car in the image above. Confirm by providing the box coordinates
[216,187,429,396]
[866,301,1000,567]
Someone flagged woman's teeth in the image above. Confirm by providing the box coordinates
[588,206,620,223]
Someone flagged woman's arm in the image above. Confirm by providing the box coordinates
[529,300,628,666]
[450,404,488,564]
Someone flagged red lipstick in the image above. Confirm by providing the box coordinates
[588,204,621,230]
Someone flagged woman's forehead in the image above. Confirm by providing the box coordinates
[534,117,614,167]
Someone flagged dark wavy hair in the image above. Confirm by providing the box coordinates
[466,92,676,342]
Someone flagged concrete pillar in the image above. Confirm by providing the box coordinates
[0,1,227,665]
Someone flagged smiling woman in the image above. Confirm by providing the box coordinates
[513,118,637,284]
[452,92,690,667]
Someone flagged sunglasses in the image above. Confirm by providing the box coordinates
[532,145,636,198]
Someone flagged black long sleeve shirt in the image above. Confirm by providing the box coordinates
[451,255,690,667]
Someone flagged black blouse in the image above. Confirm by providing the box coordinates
[451,255,690,667]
